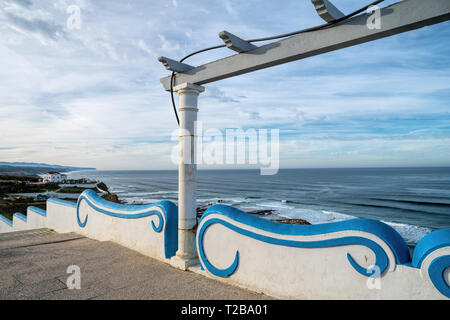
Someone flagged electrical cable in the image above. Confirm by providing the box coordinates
[169,0,384,125]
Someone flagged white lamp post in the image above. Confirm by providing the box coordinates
[170,82,204,270]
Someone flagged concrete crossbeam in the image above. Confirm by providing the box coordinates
[160,0,450,90]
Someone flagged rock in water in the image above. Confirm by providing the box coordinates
[195,205,311,225]
[271,218,311,225]
[102,193,121,203]
[247,209,275,216]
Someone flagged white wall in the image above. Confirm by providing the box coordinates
[27,207,46,229]
[0,192,178,264]
[45,191,178,263]
[0,215,13,233]
[197,205,450,300]
[42,173,66,183]
[1,191,448,300]
[45,199,78,233]
[0,207,47,234]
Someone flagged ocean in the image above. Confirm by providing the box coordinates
[67,167,450,247]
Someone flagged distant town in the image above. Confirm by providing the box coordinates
[0,163,116,221]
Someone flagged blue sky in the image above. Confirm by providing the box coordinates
[0,0,449,170]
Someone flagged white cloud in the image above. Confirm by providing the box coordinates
[4,0,33,9]
[0,0,449,169]
[224,0,236,17]
[157,34,180,54]
[204,86,240,103]
[295,109,327,125]
[239,109,260,120]
[1,2,66,45]
[53,0,91,12]
[137,39,153,56]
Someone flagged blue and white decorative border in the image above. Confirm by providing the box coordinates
[48,198,77,208]
[197,204,410,278]
[0,214,13,227]
[76,190,178,259]
[197,204,450,298]
[28,206,46,216]
[13,212,27,222]
[0,207,46,230]
[410,229,450,298]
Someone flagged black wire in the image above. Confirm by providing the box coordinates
[169,0,385,126]
[246,0,384,43]
[170,72,179,125]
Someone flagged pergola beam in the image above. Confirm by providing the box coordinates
[219,30,258,53]
[158,56,195,73]
[311,0,345,23]
[160,0,450,91]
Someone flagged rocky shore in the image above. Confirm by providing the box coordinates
[196,205,310,225]
[113,199,311,225]
[1,175,311,226]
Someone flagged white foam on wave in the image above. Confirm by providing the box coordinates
[121,191,178,197]
[322,211,432,245]
[254,201,296,210]
[198,197,248,205]
[150,190,178,194]
[407,187,450,196]
[115,182,434,246]
[270,207,350,224]
[321,210,354,222]
[381,220,432,245]
[122,197,163,204]
[263,206,431,245]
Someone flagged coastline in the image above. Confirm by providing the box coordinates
[65,168,447,248]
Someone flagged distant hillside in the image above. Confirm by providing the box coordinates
[0,162,95,177]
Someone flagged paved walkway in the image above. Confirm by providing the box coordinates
[0,229,270,300]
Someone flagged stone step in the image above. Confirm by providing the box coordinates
[0,229,83,250]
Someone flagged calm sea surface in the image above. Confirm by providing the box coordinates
[68,167,450,246]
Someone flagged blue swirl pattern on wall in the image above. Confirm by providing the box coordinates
[76,190,178,259]
[0,214,12,227]
[197,205,411,278]
[411,229,450,298]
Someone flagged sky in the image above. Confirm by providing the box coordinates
[0,0,449,170]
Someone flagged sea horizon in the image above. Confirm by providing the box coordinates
[70,165,450,171]
[67,167,450,248]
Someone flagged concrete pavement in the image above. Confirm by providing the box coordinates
[0,229,270,300]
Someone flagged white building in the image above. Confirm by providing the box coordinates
[42,172,67,183]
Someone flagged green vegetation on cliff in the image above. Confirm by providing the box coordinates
[0,180,59,197]
[0,175,110,221]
